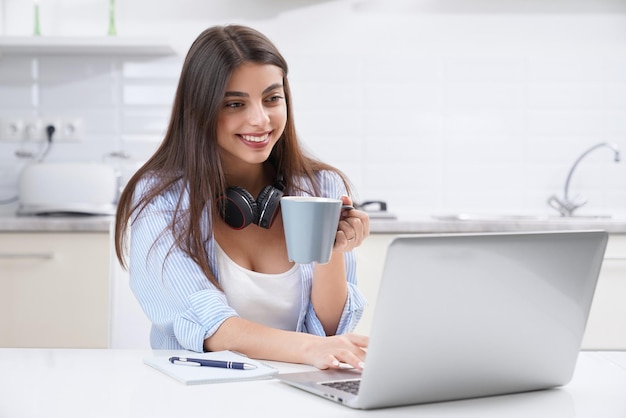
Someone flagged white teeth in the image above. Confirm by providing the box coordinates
[241,133,269,143]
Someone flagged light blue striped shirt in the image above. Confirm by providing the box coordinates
[129,170,367,352]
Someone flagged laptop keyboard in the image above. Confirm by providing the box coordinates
[321,379,361,395]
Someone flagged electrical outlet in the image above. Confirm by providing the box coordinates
[40,118,61,142]
[23,118,44,142]
[0,118,25,141]
[58,118,84,142]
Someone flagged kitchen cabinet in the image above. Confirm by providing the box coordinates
[353,234,396,336]
[354,233,626,350]
[582,234,626,350]
[1,221,624,349]
[0,232,109,348]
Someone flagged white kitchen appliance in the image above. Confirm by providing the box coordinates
[18,162,118,216]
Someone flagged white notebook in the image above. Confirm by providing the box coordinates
[144,350,278,385]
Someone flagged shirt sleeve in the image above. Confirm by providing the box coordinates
[129,181,238,352]
[301,170,368,335]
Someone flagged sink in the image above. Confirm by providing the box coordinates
[432,213,612,222]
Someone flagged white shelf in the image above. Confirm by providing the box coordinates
[0,36,176,56]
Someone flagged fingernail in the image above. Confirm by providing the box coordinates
[332,359,340,366]
[358,361,365,369]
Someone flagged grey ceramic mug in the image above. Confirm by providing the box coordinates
[281,196,343,264]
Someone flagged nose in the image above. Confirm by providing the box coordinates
[248,102,270,126]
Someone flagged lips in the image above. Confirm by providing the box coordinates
[240,133,270,143]
[238,132,272,150]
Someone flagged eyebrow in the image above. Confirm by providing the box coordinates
[224,82,284,98]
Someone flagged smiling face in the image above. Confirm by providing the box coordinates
[216,63,288,174]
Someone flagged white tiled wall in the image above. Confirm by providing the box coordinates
[1,0,625,218]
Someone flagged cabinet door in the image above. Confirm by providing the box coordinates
[582,234,626,350]
[0,232,109,348]
[354,234,397,335]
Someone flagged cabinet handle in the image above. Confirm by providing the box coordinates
[0,253,54,260]
[604,257,626,261]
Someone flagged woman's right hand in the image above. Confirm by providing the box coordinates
[305,333,369,371]
[204,317,368,371]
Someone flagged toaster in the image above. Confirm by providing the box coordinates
[17,162,118,216]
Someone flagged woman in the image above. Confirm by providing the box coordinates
[114,24,369,370]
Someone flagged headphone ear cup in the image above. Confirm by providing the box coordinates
[256,185,284,229]
[218,186,257,230]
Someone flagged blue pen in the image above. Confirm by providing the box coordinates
[169,356,257,370]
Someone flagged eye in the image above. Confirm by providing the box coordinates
[265,94,284,104]
[224,101,244,109]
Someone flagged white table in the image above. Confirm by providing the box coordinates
[1,349,625,417]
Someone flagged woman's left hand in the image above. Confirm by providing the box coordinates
[334,196,370,252]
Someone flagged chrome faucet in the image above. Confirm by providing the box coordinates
[548,142,621,217]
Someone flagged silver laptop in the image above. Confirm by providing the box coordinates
[278,230,608,409]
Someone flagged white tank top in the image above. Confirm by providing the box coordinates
[215,242,302,331]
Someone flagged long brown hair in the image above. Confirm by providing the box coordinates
[114,24,350,287]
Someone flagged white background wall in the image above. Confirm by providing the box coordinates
[1,0,625,219]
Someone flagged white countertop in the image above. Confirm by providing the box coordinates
[0,349,624,417]
[372,215,626,234]
[1,213,626,233]
[0,214,114,232]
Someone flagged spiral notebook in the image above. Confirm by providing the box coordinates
[144,350,278,385]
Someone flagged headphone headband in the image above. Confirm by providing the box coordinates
[217,175,284,230]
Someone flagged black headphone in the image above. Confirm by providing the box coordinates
[216,177,285,230]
